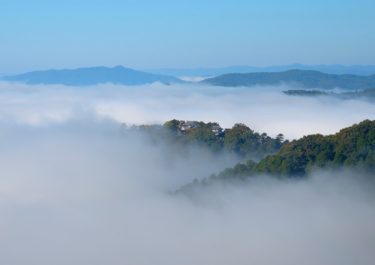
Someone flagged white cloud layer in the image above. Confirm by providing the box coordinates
[0,81,374,265]
[0,81,373,139]
[0,127,374,265]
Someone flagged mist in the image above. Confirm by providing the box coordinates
[0,81,374,265]
[0,125,374,265]
[0,81,373,139]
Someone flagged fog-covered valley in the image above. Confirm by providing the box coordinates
[0,81,373,264]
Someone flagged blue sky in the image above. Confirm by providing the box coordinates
[1,0,375,73]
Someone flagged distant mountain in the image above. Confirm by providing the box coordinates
[202,70,375,90]
[148,64,375,77]
[3,66,182,86]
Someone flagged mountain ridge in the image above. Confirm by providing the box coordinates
[148,64,375,77]
[178,119,375,193]
[2,65,183,86]
[202,69,375,90]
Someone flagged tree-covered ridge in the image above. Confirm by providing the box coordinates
[283,88,375,100]
[135,119,286,159]
[185,120,375,187]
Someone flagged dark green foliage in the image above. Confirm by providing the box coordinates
[163,119,180,132]
[332,119,375,168]
[133,119,285,159]
[203,120,375,182]
[185,122,223,152]
[283,88,375,100]
[283,90,329,96]
[223,123,283,158]
[163,120,284,158]
[256,134,335,176]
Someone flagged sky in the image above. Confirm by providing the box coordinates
[1,2,375,264]
[1,0,375,73]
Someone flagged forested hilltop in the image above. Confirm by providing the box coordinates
[179,120,375,191]
[130,119,286,160]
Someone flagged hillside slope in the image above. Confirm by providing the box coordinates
[179,120,375,191]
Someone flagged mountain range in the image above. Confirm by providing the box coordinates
[2,66,182,86]
[202,70,375,90]
[149,64,375,77]
[4,66,375,90]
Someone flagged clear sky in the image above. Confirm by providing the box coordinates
[1,0,375,73]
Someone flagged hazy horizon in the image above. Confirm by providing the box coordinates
[3,63,375,78]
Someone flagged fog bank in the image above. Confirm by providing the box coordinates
[0,81,373,138]
[0,81,374,265]
[0,124,374,265]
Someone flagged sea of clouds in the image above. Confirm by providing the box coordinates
[0,81,373,139]
[0,81,374,265]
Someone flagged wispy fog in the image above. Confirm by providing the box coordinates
[0,81,373,139]
[0,81,374,265]
[0,125,374,265]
